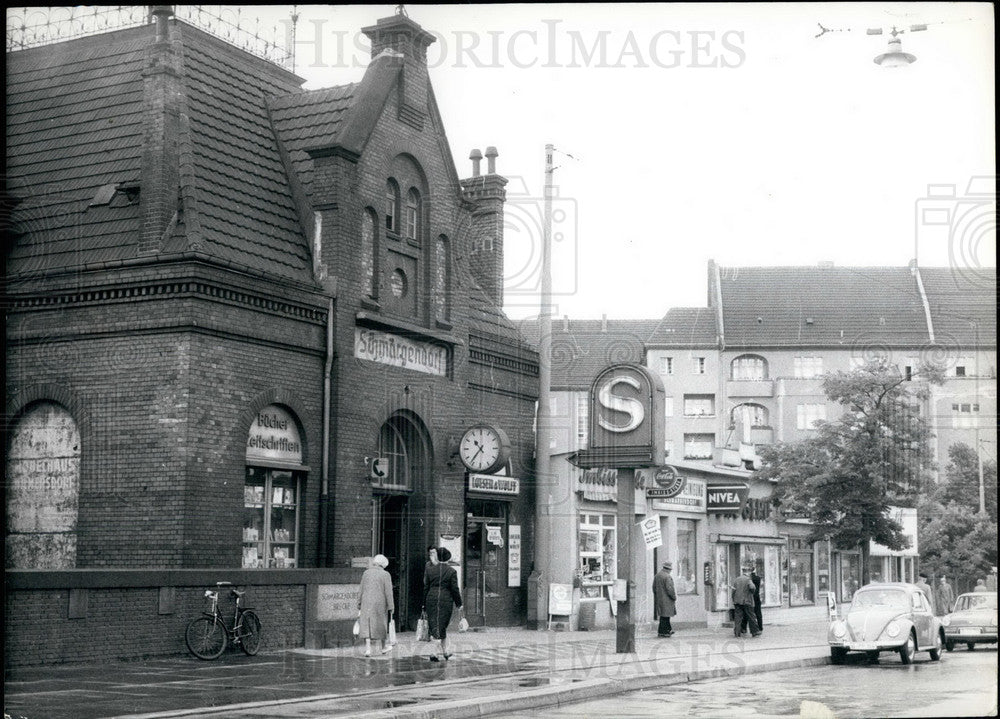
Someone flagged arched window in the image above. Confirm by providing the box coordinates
[731,354,768,381]
[732,403,769,428]
[385,179,400,232]
[405,188,420,241]
[6,401,80,569]
[434,234,450,322]
[361,208,378,298]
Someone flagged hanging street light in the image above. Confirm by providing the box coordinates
[874,35,917,67]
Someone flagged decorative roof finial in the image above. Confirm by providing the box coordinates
[396,4,408,17]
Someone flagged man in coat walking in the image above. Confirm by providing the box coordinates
[935,576,956,616]
[653,561,677,637]
[732,565,760,637]
[915,572,936,615]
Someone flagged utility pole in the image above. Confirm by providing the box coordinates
[978,430,986,515]
[533,144,555,628]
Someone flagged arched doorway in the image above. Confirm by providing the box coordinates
[6,401,80,568]
[372,411,431,630]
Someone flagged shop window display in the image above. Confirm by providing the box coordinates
[675,519,697,594]
[579,513,616,598]
[243,468,301,568]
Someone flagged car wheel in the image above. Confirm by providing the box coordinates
[899,631,916,665]
[929,631,943,661]
[830,647,847,664]
[945,640,955,651]
[967,642,975,651]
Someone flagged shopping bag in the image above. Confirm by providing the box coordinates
[352,619,360,637]
[416,611,430,642]
[458,616,469,632]
[388,619,397,645]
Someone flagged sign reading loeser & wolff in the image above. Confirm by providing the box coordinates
[576,363,665,468]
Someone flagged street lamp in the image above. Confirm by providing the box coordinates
[874,36,917,67]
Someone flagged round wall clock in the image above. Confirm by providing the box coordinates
[458,424,511,474]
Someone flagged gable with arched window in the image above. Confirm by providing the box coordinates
[731,354,768,381]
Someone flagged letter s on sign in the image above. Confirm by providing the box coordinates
[597,375,644,433]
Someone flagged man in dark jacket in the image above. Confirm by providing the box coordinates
[741,568,763,635]
[653,562,677,637]
[732,565,760,637]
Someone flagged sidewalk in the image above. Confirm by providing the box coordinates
[4,618,832,719]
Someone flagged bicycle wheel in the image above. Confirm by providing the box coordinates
[186,616,227,660]
[237,610,262,656]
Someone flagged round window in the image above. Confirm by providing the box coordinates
[390,269,408,298]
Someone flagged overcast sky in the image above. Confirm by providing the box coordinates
[252,3,994,320]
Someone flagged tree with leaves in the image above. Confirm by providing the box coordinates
[918,442,998,593]
[756,358,942,584]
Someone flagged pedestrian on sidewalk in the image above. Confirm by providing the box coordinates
[732,565,760,637]
[423,546,463,662]
[741,567,763,635]
[987,567,997,592]
[973,578,988,592]
[935,576,955,616]
[653,561,677,637]
[915,572,936,614]
[358,554,395,657]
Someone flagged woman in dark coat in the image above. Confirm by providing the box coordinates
[423,546,463,661]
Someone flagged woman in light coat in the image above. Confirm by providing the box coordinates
[358,554,395,656]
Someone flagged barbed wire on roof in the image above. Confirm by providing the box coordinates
[6,5,295,71]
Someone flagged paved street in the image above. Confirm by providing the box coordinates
[493,648,998,719]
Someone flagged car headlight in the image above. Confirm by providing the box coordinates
[885,621,901,638]
[941,616,951,627]
[832,621,847,638]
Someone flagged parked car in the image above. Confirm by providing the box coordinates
[828,582,943,664]
[942,591,998,651]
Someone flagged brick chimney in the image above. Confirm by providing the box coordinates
[361,13,436,127]
[139,5,182,254]
[460,146,508,308]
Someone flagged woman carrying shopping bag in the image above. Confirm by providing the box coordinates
[422,546,464,661]
[357,554,395,657]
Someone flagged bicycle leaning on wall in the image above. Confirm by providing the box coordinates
[185,581,262,660]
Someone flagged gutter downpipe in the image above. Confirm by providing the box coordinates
[319,297,334,566]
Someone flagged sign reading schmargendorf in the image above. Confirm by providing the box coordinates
[577,363,665,468]
[354,327,448,376]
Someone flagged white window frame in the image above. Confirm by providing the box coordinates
[683,433,714,459]
[692,356,706,375]
[796,403,826,430]
[683,394,715,417]
[660,356,674,375]
[794,356,823,379]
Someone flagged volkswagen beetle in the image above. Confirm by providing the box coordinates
[828,582,944,664]
[941,591,997,651]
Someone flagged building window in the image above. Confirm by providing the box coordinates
[660,356,673,375]
[433,234,450,321]
[664,440,674,457]
[952,402,981,429]
[838,553,861,602]
[683,433,714,459]
[740,544,782,607]
[732,403,768,428]
[405,188,420,241]
[361,208,378,298]
[385,179,400,232]
[6,400,80,569]
[788,538,815,606]
[731,354,768,381]
[576,394,589,448]
[796,403,826,430]
[794,356,823,378]
[579,513,616,593]
[664,397,674,417]
[955,364,967,377]
[243,468,301,568]
[692,356,706,374]
[676,519,698,594]
[684,394,715,416]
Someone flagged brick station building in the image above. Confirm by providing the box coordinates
[4,8,538,665]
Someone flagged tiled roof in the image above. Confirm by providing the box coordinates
[918,267,997,347]
[6,27,147,275]
[6,22,315,283]
[717,266,931,348]
[269,84,358,200]
[177,24,312,281]
[645,307,718,346]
